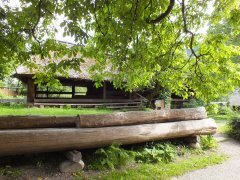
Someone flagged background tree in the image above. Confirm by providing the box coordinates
[0,0,240,102]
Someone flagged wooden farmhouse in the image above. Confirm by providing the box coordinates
[12,58,147,109]
[228,89,240,107]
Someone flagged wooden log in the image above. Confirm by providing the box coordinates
[0,118,216,156]
[0,107,207,129]
[78,107,207,128]
[0,116,77,129]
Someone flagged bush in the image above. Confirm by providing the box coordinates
[200,135,218,150]
[218,106,233,115]
[228,117,240,141]
[63,104,71,109]
[0,93,5,99]
[206,104,219,115]
[89,143,131,170]
[0,167,22,178]
[135,142,176,164]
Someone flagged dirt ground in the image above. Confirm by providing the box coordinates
[0,152,75,180]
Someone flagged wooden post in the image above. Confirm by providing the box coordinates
[103,81,107,99]
[72,82,75,98]
[46,86,49,99]
[129,92,132,100]
[27,77,35,104]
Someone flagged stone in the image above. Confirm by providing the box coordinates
[184,135,200,143]
[59,160,84,173]
[189,142,201,149]
[65,150,82,162]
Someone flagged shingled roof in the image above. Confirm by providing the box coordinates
[12,53,113,82]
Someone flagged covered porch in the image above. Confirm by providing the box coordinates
[21,76,146,109]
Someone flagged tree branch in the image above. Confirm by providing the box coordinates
[32,0,42,35]
[181,0,198,59]
[147,0,175,24]
[181,0,206,82]
[94,0,106,36]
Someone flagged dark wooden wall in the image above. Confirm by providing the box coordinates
[32,78,132,100]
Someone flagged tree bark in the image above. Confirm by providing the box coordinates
[78,107,207,128]
[0,116,77,129]
[0,118,216,156]
[0,107,207,129]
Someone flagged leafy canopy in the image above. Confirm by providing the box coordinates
[0,0,240,101]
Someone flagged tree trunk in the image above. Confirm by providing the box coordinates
[0,116,77,129]
[0,107,207,129]
[78,107,207,128]
[0,118,216,156]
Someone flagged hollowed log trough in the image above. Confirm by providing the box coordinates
[0,107,217,156]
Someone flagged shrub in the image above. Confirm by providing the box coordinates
[200,135,218,150]
[0,93,5,99]
[63,104,71,109]
[135,142,176,164]
[89,143,131,170]
[218,106,233,115]
[206,104,219,115]
[227,117,240,141]
[0,167,22,178]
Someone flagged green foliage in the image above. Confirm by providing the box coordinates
[227,116,240,141]
[135,142,176,163]
[0,93,4,99]
[75,152,227,180]
[206,104,219,115]
[0,166,22,178]
[218,106,234,115]
[89,143,131,170]
[200,135,218,150]
[1,0,240,102]
[63,104,71,109]
[87,142,176,171]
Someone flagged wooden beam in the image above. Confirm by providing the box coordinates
[36,91,73,95]
[46,86,49,99]
[129,92,132,100]
[27,78,35,103]
[103,81,107,99]
[0,119,217,156]
[72,83,75,98]
[34,98,141,103]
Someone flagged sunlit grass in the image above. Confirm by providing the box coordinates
[74,152,227,180]
[0,105,113,116]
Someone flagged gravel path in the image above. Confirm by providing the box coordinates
[172,134,240,180]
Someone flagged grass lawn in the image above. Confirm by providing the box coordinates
[209,114,236,122]
[74,151,227,180]
[208,108,240,133]
[0,105,114,116]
